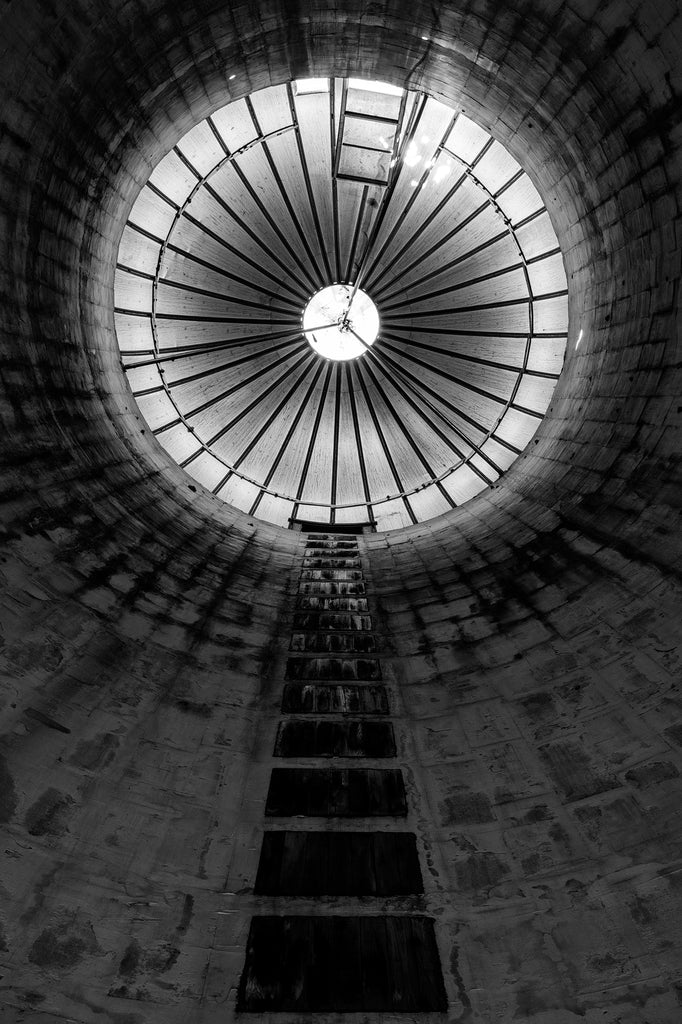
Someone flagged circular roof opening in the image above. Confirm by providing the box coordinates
[303,284,379,361]
[114,77,569,531]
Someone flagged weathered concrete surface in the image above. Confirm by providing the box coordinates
[0,0,681,1020]
[367,526,682,1021]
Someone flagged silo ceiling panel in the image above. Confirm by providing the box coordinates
[161,422,202,465]
[237,364,318,482]
[480,437,519,473]
[374,196,498,285]
[209,99,258,151]
[336,504,371,525]
[176,120,226,176]
[255,492,296,528]
[264,365,331,499]
[334,379,368,508]
[218,474,260,511]
[187,449,228,492]
[127,186,176,236]
[335,179,373,284]
[115,311,153,353]
[515,211,561,259]
[148,150,198,206]
[528,337,567,374]
[118,225,160,275]
[445,115,490,162]
[360,370,434,494]
[209,355,311,457]
[299,374,338,506]
[115,78,568,530]
[409,484,453,521]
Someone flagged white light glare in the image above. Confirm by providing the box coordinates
[404,143,421,167]
[303,285,379,361]
[295,78,330,94]
[575,328,584,350]
[348,78,403,96]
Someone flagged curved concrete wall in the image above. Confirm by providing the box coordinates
[1,1,681,1020]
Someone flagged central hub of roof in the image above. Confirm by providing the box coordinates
[302,284,379,361]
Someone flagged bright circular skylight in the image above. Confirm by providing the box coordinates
[114,76,569,531]
[303,284,379,360]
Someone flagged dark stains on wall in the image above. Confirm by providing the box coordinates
[117,938,180,979]
[142,942,181,973]
[29,931,86,969]
[174,698,212,717]
[176,893,193,935]
[514,980,568,1019]
[625,760,679,787]
[540,740,619,801]
[523,803,551,823]
[520,691,555,719]
[628,894,656,927]
[19,867,60,926]
[441,789,494,825]
[572,792,656,852]
[0,752,18,822]
[3,636,64,675]
[24,787,75,836]
[29,919,99,970]
[664,722,682,747]
[69,731,120,770]
[118,940,141,978]
[449,942,473,1019]
[24,707,71,733]
[455,852,510,891]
